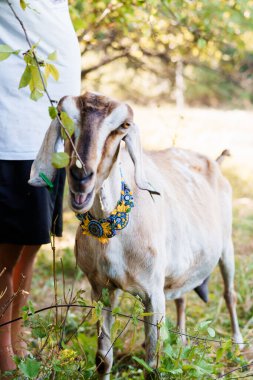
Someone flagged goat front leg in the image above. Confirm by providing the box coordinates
[175,297,187,345]
[92,288,120,380]
[143,290,166,379]
[219,239,244,347]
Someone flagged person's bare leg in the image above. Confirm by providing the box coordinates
[11,245,40,356]
[0,244,23,374]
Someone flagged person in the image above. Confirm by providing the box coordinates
[0,0,81,375]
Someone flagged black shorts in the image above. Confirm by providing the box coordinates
[0,160,66,245]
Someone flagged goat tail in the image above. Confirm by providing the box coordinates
[216,149,230,165]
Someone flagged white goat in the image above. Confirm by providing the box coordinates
[29,92,243,380]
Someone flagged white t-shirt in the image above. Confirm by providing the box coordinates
[0,0,81,160]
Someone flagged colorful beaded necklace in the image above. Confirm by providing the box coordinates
[76,178,134,244]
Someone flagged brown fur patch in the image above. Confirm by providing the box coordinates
[164,275,188,290]
[77,92,119,115]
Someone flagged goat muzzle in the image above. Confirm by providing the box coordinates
[68,165,95,212]
[70,166,94,183]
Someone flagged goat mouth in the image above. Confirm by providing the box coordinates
[70,188,94,211]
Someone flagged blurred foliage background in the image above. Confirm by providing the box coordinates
[69,0,253,108]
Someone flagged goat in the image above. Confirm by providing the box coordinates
[29,92,243,380]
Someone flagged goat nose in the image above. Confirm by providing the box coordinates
[70,166,94,183]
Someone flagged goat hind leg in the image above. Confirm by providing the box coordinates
[219,240,243,347]
[175,297,187,345]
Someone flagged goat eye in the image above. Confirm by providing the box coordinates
[119,122,130,129]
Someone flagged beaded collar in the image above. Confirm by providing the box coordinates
[76,178,134,244]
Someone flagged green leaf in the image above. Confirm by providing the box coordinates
[45,63,59,81]
[0,52,12,61]
[61,111,74,129]
[160,323,169,341]
[163,344,173,358]
[48,106,58,119]
[0,44,19,54]
[167,368,183,375]
[132,356,153,373]
[184,363,212,376]
[197,38,207,49]
[27,300,35,314]
[30,89,43,101]
[44,63,50,80]
[216,347,224,361]
[0,44,20,61]
[19,358,41,379]
[111,318,123,341]
[51,152,70,169]
[24,53,33,65]
[32,325,47,339]
[60,111,75,138]
[30,66,44,91]
[207,327,216,337]
[90,300,104,324]
[102,288,110,307]
[198,320,212,330]
[112,306,121,316]
[13,355,22,366]
[30,41,40,50]
[29,64,46,100]
[47,50,58,61]
[19,65,31,88]
[53,361,62,372]
[22,305,29,321]
[95,301,104,317]
[72,18,86,31]
[20,0,27,10]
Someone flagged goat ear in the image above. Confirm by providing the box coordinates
[29,118,63,187]
[124,123,160,196]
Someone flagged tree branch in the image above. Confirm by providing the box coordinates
[81,51,129,79]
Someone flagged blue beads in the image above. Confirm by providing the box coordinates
[88,220,104,237]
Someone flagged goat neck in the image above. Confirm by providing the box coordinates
[91,158,122,219]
